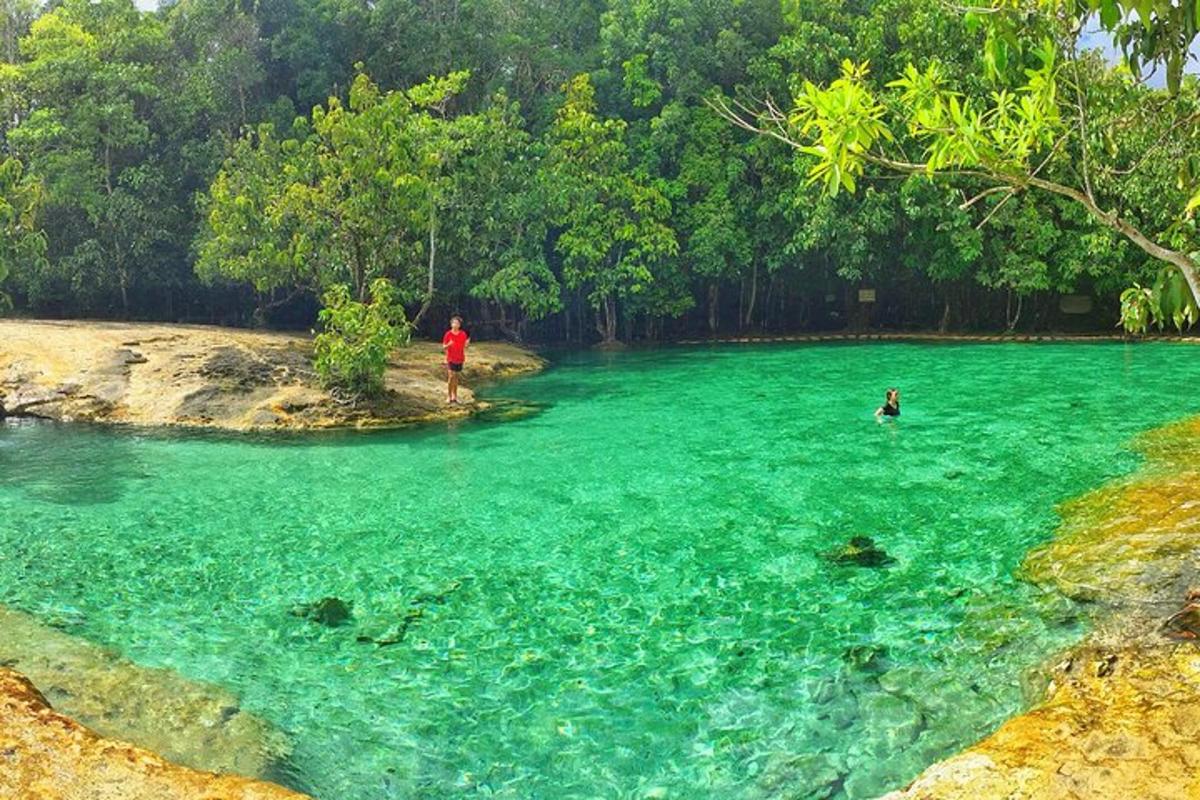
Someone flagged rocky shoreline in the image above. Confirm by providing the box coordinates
[0,319,544,431]
[5,323,1199,799]
[0,607,308,799]
[0,318,548,798]
[882,416,1200,799]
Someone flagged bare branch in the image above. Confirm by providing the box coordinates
[958,185,1011,210]
[974,187,1017,230]
[1101,110,1200,177]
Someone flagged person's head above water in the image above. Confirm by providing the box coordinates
[449,314,463,331]
[885,388,899,404]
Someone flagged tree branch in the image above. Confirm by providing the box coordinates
[710,92,1200,307]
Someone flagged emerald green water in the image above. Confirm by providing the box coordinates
[2,342,1199,799]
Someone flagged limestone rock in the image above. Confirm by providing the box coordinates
[0,667,308,800]
[291,597,353,627]
[821,536,895,568]
[0,319,544,432]
[880,646,1200,800]
[0,606,290,779]
[880,414,1200,800]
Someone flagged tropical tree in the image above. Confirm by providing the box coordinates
[198,68,553,329]
[544,74,678,344]
[713,0,1200,332]
[0,156,45,306]
[4,0,182,315]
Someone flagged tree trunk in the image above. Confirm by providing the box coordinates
[743,260,759,329]
[763,274,775,331]
[707,282,718,334]
[410,206,437,330]
[119,267,129,318]
[737,277,745,332]
[596,295,618,343]
[1005,291,1023,332]
[939,294,952,334]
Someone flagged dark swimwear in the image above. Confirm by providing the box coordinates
[447,361,464,372]
[880,402,900,417]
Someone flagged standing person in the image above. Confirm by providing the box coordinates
[874,387,900,421]
[441,315,470,404]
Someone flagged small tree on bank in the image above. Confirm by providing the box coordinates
[313,278,410,398]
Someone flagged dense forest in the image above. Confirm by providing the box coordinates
[1,0,1199,344]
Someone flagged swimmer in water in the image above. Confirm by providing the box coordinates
[874,388,900,421]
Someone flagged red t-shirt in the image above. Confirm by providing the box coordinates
[443,329,469,364]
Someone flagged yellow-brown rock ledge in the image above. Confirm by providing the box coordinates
[0,319,544,431]
[0,667,309,800]
[882,416,1200,800]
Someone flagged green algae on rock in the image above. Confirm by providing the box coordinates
[821,535,896,568]
[0,606,292,780]
[1023,416,1200,606]
[0,668,309,800]
[883,415,1200,800]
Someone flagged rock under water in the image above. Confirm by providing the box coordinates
[291,597,353,627]
[0,667,308,800]
[821,535,896,568]
[882,414,1200,799]
[0,605,292,780]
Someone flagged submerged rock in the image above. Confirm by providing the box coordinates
[0,605,291,780]
[291,597,353,627]
[0,667,307,800]
[842,643,890,674]
[822,536,896,568]
[471,399,546,423]
[881,414,1200,800]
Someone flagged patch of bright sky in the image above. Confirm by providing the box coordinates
[1077,20,1200,88]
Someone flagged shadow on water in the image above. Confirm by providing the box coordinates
[0,419,148,505]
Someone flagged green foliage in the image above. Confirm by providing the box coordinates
[737,0,1200,318]
[545,74,678,340]
[2,0,1198,339]
[792,60,894,195]
[1119,282,1157,333]
[1119,267,1199,333]
[313,277,410,396]
[1067,0,1200,94]
[0,156,46,308]
[199,69,557,328]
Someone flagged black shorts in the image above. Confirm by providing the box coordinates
[447,361,464,372]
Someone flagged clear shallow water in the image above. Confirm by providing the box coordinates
[2,342,1199,800]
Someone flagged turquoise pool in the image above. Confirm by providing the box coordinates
[2,341,1199,799]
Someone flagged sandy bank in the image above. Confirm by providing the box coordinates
[0,319,543,431]
[882,416,1200,800]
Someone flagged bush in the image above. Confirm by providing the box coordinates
[313,278,411,397]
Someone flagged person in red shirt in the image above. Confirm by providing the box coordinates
[441,315,470,403]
